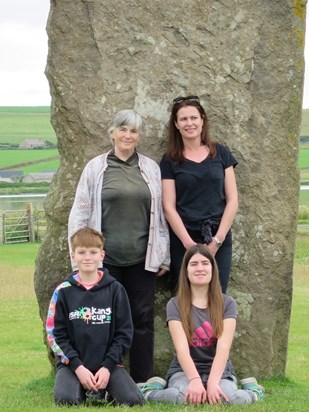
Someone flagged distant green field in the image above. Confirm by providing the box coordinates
[299,147,309,168]
[22,160,60,174]
[300,190,309,206]
[0,149,59,170]
[0,106,56,144]
[301,109,309,136]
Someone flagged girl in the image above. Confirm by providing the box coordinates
[138,244,264,405]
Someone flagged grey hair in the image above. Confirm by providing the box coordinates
[108,110,143,138]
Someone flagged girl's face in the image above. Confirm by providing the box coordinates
[187,252,212,286]
[175,106,204,141]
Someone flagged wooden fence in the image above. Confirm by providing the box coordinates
[0,204,46,244]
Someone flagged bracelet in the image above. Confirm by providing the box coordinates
[189,376,201,382]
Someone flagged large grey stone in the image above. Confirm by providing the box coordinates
[34,0,305,378]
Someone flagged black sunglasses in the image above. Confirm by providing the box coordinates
[173,95,199,105]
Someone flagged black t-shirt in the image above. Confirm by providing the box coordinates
[160,144,237,231]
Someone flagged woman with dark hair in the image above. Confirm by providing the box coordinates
[68,109,170,383]
[160,95,238,292]
[138,244,264,405]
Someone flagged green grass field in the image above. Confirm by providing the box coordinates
[0,149,59,170]
[299,189,309,206]
[0,233,308,411]
[301,109,309,136]
[0,107,56,144]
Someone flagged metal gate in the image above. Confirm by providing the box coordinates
[1,207,46,244]
[2,209,30,244]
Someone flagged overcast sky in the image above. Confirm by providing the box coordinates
[0,1,308,107]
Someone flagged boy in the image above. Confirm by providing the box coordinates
[46,227,143,406]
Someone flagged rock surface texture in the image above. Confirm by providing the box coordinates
[34,0,305,378]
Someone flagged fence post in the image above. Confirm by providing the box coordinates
[0,211,3,244]
[27,203,35,242]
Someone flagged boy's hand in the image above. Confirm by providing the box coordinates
[75,365,97,391]
[94,367,110,389]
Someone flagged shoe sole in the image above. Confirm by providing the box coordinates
[137,376,167,389]
[146,377,166,386]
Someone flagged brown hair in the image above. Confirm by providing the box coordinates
[70,227,105,251]
[176,244,224,342]
[166,98,216,163]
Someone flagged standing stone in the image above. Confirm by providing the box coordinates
[34,0,305,378]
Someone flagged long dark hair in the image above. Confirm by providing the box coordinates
[176,244,224,342]
[166,98,216,163]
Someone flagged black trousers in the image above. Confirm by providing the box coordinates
[54,365,143,406]
[168,228,232,294]
[104,261,156,383]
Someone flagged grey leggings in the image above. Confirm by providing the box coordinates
[148,372,257,405]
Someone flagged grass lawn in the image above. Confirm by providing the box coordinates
[0,233,308,411]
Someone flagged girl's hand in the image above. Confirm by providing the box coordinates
[184,378,207,404]
[207,381,228,405]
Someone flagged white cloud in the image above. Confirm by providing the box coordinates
[0,1,308,107]
[0,0,50,106]
[302,11,309,109]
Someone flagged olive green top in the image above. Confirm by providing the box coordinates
[101,151,151,266]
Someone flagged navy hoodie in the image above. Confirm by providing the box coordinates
[46,269,133,374]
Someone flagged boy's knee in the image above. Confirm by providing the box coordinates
[126,393,144,406]
[54,384,85,405]
[54,393,84,406]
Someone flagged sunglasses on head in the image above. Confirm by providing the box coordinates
[173,95,199,105]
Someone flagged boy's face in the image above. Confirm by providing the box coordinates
[71,246,105,274]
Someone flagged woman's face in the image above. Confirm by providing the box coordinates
[187,252,212,286]
[111,124,140,154]
[175,106,204,141]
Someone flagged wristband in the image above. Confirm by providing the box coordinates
[189,376,201,382]
[214,236,222,247]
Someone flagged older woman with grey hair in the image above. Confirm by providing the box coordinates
[68,109,170,384]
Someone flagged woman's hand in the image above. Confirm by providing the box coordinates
[205,238,220,256]
[207,380,228,404]
[184,378,207,404]
[156,268,168,277]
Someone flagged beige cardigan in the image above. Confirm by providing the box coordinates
[68,151,170,272]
